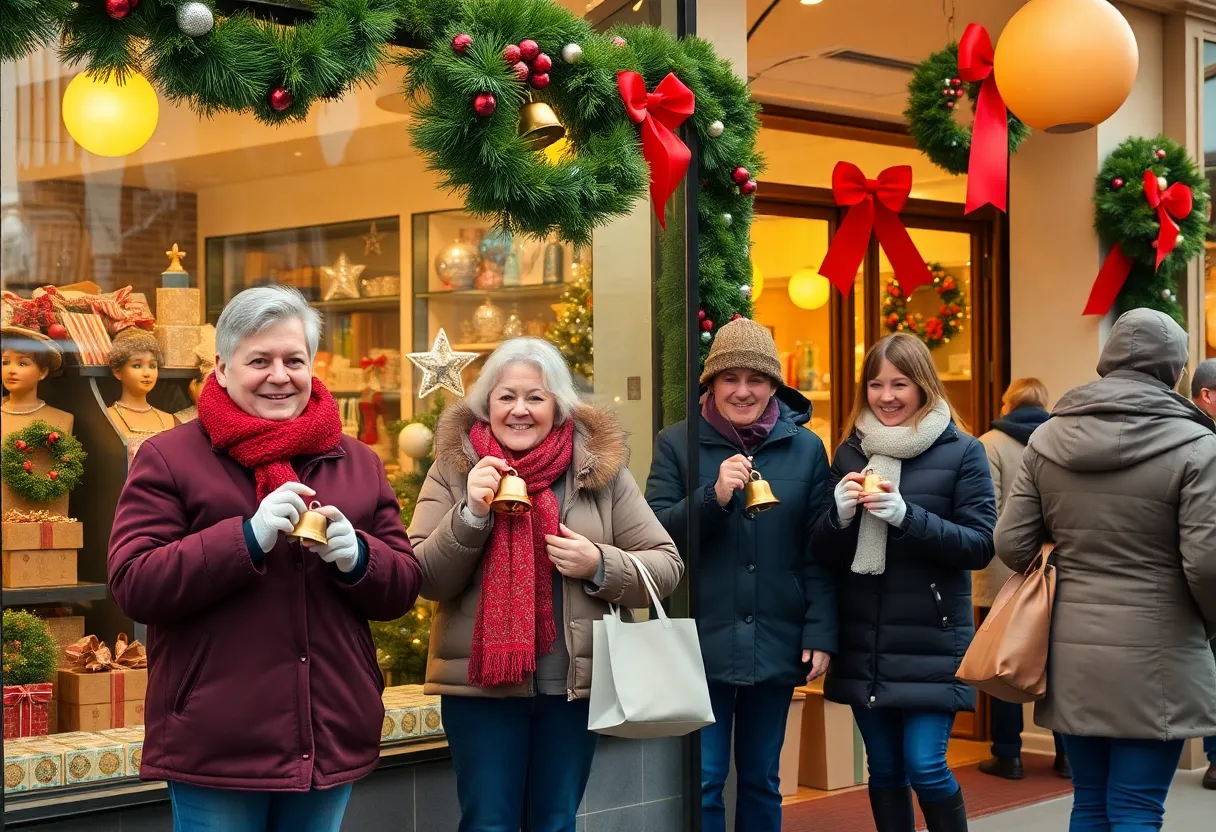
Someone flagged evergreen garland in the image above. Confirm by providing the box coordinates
[2,610,59,686]
[0,0,72,63]
[1,421,87,503]
[1094,135,1209,324]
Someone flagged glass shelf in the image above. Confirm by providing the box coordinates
[416,285,565,300]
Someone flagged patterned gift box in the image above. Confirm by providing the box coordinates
[3,737,65,793]
[380,704,422,743]
[2,683,53,739]
[96,727,144,776]
[46,732,127,785]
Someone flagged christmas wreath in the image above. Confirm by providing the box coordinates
[1086,135,1210,323]
[1,421,86,503]
[905,24,1028,212]
[882,263,966,350]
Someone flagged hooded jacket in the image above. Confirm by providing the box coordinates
[995,309,1216,740]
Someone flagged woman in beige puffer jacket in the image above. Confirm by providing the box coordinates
[995,309,1216,832]
[408,338,682,831]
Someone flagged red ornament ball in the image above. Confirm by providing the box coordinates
[451,33,473,54]
[612,36,627,47]
[1155,148,1167,159]
[530,72,550,90]
[22,461,32,473]
[473,92,497,116]
[740,179,758,196]
[47,432,59,444]
[504,44,522,64]
[519,39,540,62]
[732,167,750,185]
[700,319,713,332]
[731,314,743,321]
[954,88,965,98]
[512,61,530,82]
[48,323,67,340]
[945,100,955,110]
[268,87,293,112]
[14,440,27,451]
[950,77,962,87]
[532,53,552,73]
[697,309,707,320]
[106,0,130,19]
[48,471,59,480]
[1112,177,1125,189]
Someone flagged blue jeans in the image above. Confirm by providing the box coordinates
[701,682,795,832]
[1205,735,1216,764]
[852,707,960,803]
[989,695,1066,760]
[1061,735,1184,832]
[442,694,598,832]
[168,782,352,832]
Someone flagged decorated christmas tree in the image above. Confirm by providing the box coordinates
[547,248,593,384]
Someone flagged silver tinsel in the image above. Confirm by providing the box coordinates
[177,2,215,37]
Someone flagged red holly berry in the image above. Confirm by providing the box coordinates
[14,440,27,451]
[532,53,552,73]
[940,305,950,316]
[740,179,758,196]
[504,44,522,65]
[105,0,130,19]
[530,72,550,90]
[512,61,530,82]
[47,432,59,444]
[22,461,32,472]
[950,77,962,87]
[48,471,59,480]
[732,167,750,185]
[268,86,293,112]
[48,323,67,340]
[1112,177,1125,189]
[955,88,965,98]
[700,319,713,332]
[473,92,497,116]
[698,309,706,320]
[451,33,473,54]
[731,314,743,321]
[612,36,627,47]
[519,39,540,62]
[1155,148,1167,159]
[945,101,955,110]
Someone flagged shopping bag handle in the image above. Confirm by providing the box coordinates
[608,553,670,628]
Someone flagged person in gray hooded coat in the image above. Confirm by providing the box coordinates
[995,309,1216,832]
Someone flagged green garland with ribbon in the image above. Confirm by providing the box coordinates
[882,263,966,350]
[1,421,87,503]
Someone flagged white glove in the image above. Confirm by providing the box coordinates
[833,475,864,526]
[863,486,907,528]
[249,482,314,554]
[303,505,361,573]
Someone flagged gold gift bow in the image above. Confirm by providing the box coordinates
[64,633,148,672]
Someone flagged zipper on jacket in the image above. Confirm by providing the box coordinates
[868,583,881,708]
[562,468,582,702]
[930,583,949,630]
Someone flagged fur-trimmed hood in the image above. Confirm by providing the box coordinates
[432,400,631,491]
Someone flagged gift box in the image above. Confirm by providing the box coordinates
[2,516,83,550]
[154,325,203,368]
[46,732,127,785]
[1,549,77,588]
[382,685,443,735]
[3,683,53,739]
[58,635,148,730]
[3,737,65,793]
[59,311,113,365]
[155,288,201,327]
[97,726,144,776]
[35,614,86,669]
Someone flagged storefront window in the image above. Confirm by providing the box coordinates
[1204,41,1216,359]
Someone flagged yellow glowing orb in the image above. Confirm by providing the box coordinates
[62,71,159,157]
[788,268,831,310]
[751,263,764,300]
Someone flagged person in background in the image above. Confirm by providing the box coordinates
[1190,357,1216,792]
[646,318,837,832]
[996,310,1216,831]
[408,337,682,832]
[109,285,421,832]
[812,333,996,832]
[974,378,1069,781]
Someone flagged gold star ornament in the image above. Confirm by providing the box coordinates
[321,252,365,301]
[407,328,478,398]
[362,222,383,256]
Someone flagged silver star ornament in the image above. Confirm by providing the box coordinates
[321,252,365,301]
[407,328,478,398]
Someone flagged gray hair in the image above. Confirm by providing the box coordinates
[465,337,581,423]
[215,285,321,364]
[1193,358,1216,398]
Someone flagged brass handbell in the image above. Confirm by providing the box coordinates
[491,467,532,515]
[289,501,329,545]
[518,101,566,151]
[743,470,780,514]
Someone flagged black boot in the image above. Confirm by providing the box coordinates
[978,756,1024,780]
[1053,752,1072,780]
[919,788,968,832]
[868,785,915,832]
[1203,762,1216,791]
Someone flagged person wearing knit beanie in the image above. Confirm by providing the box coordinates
[646,316,837,832]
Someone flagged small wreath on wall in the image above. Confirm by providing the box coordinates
[904,34,1028,179]
[1,421,86,503]
[882,263,966,351]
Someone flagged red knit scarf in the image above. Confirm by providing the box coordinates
[196,374,343,500]
[467,419,574,687]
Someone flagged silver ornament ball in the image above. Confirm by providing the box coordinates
[700,331,713,344]
[722,212,732,226]
[1157,175,1168,190]
[562,43,583,64]
[708,120,725,138]
[739,284,752,299]
[177,1,215,37]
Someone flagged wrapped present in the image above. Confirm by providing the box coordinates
[58,635,147,731]
[37,285,155,336]
[59,312,112,365]
[154,325,203,368]
[97,726,144,776]
[1,549,77,589]
[2,510,83,550]
[2,683,53,739]
[155,288,201,327]
[33,613,85,669]
[46,732,126,785]
[3,737,65,793]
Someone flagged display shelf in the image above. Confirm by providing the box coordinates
[449,342,502,353]
[58,366,199,380]
[311,296,401,314]
[330,389,403,400]
[2,581,107,607]
[416,285,565,300]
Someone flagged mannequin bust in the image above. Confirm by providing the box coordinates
[2,326,74,514]
[107,329,176,461]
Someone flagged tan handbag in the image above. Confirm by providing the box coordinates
[957,543,1056,703]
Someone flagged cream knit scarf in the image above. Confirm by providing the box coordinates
[851,398,952,575]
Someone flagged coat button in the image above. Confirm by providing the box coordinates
[744,614,754,624]
[747,564,755,573]
[300,656,307,662]
[302,753,310,760]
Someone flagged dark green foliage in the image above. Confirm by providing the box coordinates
[2,610,58,685]
[0,0,72,62]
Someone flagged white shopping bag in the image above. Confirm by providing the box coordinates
[587,553,715,738]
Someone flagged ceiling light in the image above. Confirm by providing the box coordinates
[800,0,825,5]
[293,151,303,157]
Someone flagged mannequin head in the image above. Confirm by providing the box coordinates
[109,330,162,402]
[2,329,61,399]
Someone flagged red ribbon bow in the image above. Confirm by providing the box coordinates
[618,71,695,228]
[818,163,933,295]
[1084,170,1194,316]
[958,24,1008,214]
[360,355,387,370]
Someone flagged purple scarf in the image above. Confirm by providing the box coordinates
[701,391,780,453]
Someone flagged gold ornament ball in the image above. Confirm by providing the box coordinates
[787,269,831,310]
[751,263,764,300]
[62,71,159,157]
[434,239,479,289]
[994,0,1137,133]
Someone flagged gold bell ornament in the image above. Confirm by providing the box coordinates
[491,467,532,515]
[862,467,883,494]
[743,469,780,514]
[518,100,566,152]
[289,501,329,545]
